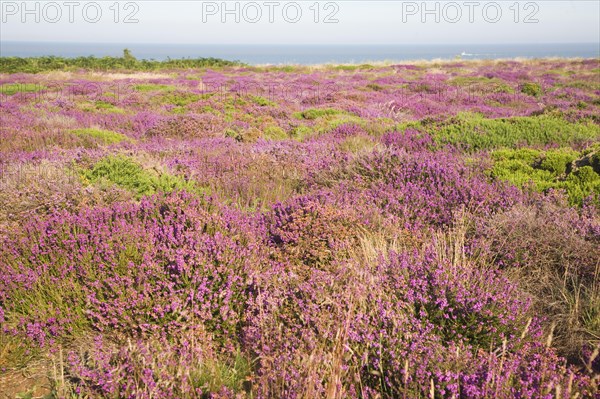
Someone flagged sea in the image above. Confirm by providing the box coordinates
[1,42,599,65]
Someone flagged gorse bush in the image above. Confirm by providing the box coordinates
[520,82,543,97]
[0,83,45,95]
[294,108,345,120]
[85,100,127,114]
[70,128,129,145]
[156,91,202,107]
[399,113,599,151]
[251,95,277,107]
[81,155,198,199]
[490,147,600,206]
[134,84,177,92]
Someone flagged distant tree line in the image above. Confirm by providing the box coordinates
[0,49,244,73]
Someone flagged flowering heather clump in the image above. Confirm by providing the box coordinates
[0,59,599,398]
[267,193,362,269]
[0,193,265,347]
[245,236,595,398]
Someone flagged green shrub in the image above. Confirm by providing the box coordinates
[263,125,287,140]
[84,101,126,114]
[366,83,384,91]
[538,149,578,175]
[520,82,542,97]
[318,114,365,132]
[157,92,201,107]
[81,156,199,199]
[490,147,600,206]
[334,65,361,71]
[400,113,599,151]
[339,135,377,154]
[289,125,313,140]
[293,108,344,120]
[565,166,600,205]
[134,84,176,92]
[190,352,253,395]
[0,83,45,95]
[70,128,129,144]
[251,95,276,107]
[489,148,541,164]
[0,56,244,73]
[449,76,514,94]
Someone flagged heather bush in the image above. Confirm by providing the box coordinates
[381,129,434,152]
[64,333,253,398]
[0,193,262,348]
[134,83,177,92]
[245,225,595,398]
[146,114,226,139]
[0,161,132,235]
[266,194,362,269]
[480,197,600,366]
[315,148,522,228]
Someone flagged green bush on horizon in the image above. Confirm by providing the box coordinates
[0,55,244,73]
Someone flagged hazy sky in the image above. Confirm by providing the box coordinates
[1,1,599,44]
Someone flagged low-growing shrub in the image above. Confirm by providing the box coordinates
[251,95,276,107]
[134,84,176,92]
[146,114,225,139]
[0,161,132,233]
[246,227,595,398]
[66,335,253,398]
[481,198,600,366]
[0,55,244,73]
[0,192,262,348]
[263,125,288,140]
[490,147,600,206]
[0,83,45,95]
[70,128,129,145]
[294,108,344,120]
[520,82,543,97]
[267,194,362,269]
[156,91,201,107]
[81,155,197,199]
[399,113,599,151]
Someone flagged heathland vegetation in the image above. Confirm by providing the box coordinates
[0,56,599,398]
